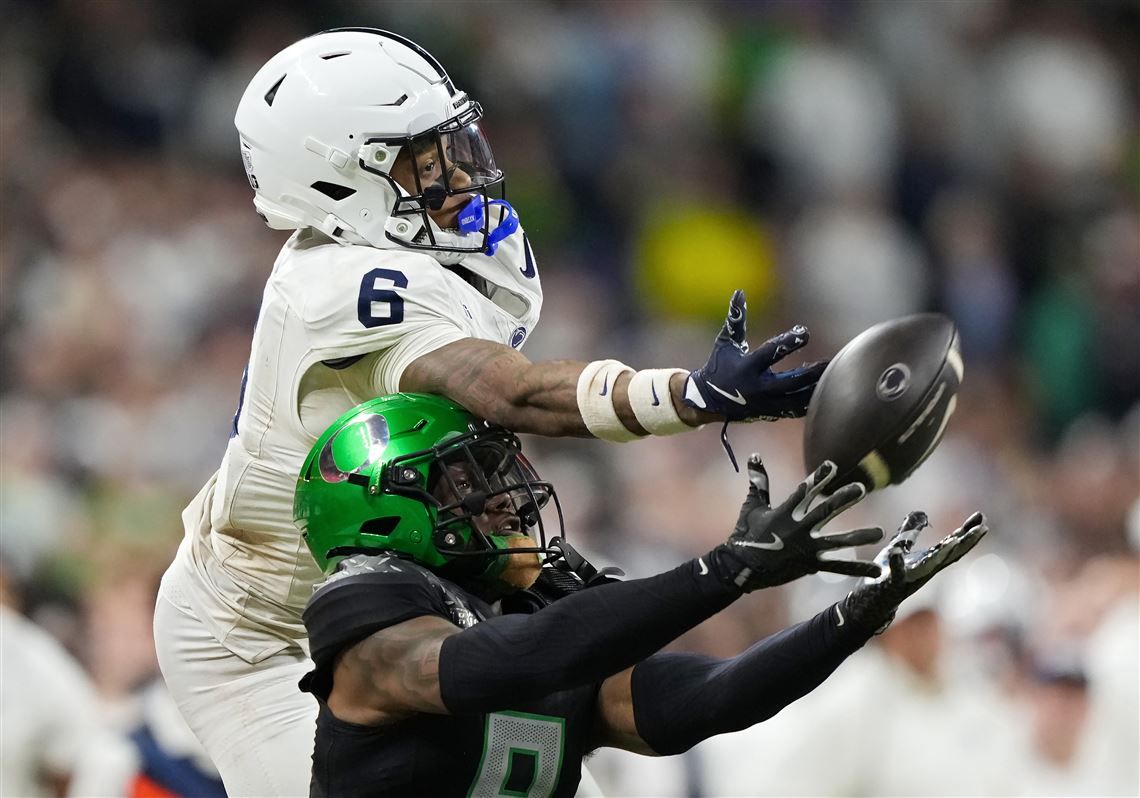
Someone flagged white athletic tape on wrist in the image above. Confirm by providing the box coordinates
[627,368,693,436]
[576,360,642,442]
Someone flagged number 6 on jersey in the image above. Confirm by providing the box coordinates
[357,268,408,328]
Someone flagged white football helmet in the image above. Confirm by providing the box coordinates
[235,28,504,255]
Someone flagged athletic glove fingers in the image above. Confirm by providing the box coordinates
[745,453,771,508]
[817,558,883,579]
[937,522,989,567]
[817,526,884,552]
[884,544,902,583]
[778,463,830,518]
[802,460,840,506]
[752,324,811,366]
[802,480,866,528]
[766,360,829,392]
[889,510,930,551]
[955,511,987,537]
[718,289,748,348]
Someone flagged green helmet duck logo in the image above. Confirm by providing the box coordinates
[294,393,562,583]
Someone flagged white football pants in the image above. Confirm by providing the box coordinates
[154,567,318,798]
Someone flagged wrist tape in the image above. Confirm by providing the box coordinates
[627,368,693,435]
[576,360,641,442]
[577,361,695,442]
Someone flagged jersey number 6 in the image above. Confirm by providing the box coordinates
[357,268,408,328]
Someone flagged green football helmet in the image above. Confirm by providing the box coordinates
[295,393,563,582]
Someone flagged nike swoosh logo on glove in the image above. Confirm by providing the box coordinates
[734,534,784,551]
[706,381,748,406]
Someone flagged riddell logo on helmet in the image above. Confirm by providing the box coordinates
[876,363,911,401]
[241,141,259,189]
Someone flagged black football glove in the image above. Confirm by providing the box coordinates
[683,290,828,422]
[842,510,989,633]
[707,454,884,593]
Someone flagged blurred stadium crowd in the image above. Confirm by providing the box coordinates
[1,0,1137,795]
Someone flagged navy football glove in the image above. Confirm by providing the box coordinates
[843,511,989,633]
[684,290,828,422]
[707,454,884,593]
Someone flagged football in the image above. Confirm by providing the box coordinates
[803,314,964,491]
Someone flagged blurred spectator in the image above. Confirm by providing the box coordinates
[747,30,899,200]
[1020,653,1094,797]
[786,202,931,351]
[68,678,225,798]
[1068,516,1140,795]
[696,596,1031,796]
[0,571,102,798]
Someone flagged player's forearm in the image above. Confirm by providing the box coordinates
[437,558,738,715]
[625,603,875,755]
[400,338,714,437]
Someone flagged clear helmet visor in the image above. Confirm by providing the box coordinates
[440,121,500,189]
[402,118,501,200]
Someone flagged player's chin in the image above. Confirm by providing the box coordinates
[429,204,463,231]
[499,537,542,590]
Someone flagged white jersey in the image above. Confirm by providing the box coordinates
[175,228,541,662]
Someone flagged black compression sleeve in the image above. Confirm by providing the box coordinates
[438,558,739,715]
[630,602,876,755]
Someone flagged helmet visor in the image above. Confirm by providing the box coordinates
[438,120,500,190]
[400,117,501,198]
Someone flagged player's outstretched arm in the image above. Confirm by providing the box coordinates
[399,338,678,437]
[322,461,879,727]
[398,290,824,440]
[590,510,989,756]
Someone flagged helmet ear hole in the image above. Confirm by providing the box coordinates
[311,181,357,201]
[360,517,400,537]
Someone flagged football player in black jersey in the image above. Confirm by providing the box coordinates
[295,393,989,797]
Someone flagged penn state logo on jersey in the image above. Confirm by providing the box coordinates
[509,326,527,349]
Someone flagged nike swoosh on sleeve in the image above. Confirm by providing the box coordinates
[706,381,749,406]
[651,381,661,407]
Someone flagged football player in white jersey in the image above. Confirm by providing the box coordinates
[154,28,829,797]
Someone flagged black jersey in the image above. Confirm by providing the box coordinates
[300,555,601,798]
